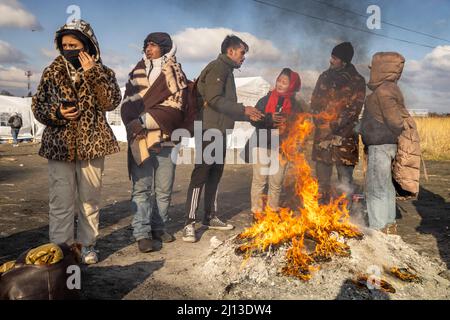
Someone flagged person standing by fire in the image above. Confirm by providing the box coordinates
[182,35,264,243]
[121,32,187,253]
[311,42,366,203]
[361,52,420,234]
[31,19,122,264]
[249,68,303,217]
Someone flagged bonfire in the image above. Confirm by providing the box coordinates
[235,112,363,280]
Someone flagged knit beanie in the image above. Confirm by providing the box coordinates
[331,42,354,63]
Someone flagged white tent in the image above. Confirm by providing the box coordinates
[0,76,270,146]
[229,76,270,148]
[235,76,271,106]
[106,87,127,142]
[0,95,46,141]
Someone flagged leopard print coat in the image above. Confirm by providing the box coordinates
[32,55,121,162]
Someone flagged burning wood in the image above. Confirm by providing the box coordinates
[354,275,396,294]
[236,114,363,280]
[389,267,422,283]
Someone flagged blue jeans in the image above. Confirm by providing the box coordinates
[365,144,398,230]
[130,147,177,241]
[11,128,20,144]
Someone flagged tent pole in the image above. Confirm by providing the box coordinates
[30,107,35,141]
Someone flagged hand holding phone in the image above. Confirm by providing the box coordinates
[273,112,287,124]
[60,100,79,121]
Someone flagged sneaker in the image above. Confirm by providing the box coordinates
[182,223,196,243]
[203,216,234,230]
[12,144,19,147]
[152,230,175,243]
[137,238,153,253]
[81,246,98,264]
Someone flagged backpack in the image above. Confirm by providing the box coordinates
[12,116,22,128]
[179,79,202,136]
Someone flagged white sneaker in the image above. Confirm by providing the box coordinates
[81,246,98,264]
[182,223,197,243]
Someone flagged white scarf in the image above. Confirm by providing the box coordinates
[143,43,177,88]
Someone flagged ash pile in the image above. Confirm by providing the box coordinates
[201,228,450,300]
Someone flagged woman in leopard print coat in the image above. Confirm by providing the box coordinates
[31,20,121,264]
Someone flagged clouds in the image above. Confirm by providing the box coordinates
[40,48,58,60]
[102,51,135,86]
[0,40,27,64]
[0,64,40,90]
[401,45,450,113]
[0,0,42,30]
[403,45,450,90]
[0,0,40,93]
[421,45,450,72]
[173,27,281,62]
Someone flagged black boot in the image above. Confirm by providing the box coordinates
[137,238,153,253]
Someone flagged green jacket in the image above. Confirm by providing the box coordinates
[197,54,245,132]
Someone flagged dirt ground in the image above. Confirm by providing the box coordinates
[0,142,449,299]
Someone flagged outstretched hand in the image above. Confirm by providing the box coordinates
[244,106,264,122]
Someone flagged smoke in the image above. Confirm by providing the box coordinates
[254,0,373,59]
[176,0,375,99]
[171,0,381,101]
[246,0,374,98]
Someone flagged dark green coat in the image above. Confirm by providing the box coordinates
[197,54,245,132]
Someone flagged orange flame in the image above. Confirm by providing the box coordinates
[237,112,363,281]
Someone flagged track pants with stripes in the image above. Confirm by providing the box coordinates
[185,139,226,225]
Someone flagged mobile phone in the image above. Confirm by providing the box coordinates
[61,99,78,110]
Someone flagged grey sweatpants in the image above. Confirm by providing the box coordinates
[48,158,104,247]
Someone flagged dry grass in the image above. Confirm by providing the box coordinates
[415,117,450,161]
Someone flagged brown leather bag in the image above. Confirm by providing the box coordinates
[0,243,81,300]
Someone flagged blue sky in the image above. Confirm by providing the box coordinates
[1,0,450,112]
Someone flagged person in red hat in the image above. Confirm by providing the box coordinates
[249,68,304,216]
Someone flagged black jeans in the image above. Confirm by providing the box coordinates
[185,135,227,225]
[315,161,355,203]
